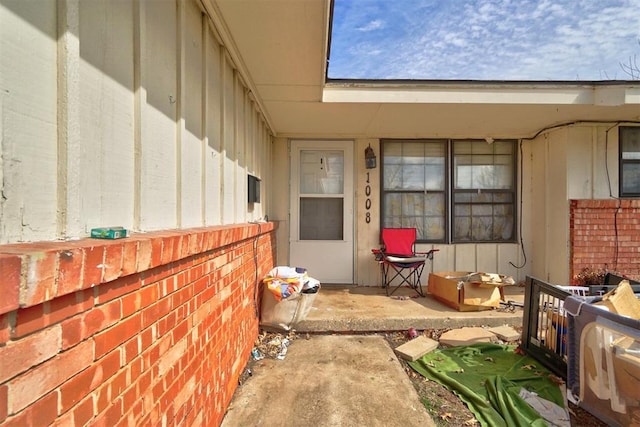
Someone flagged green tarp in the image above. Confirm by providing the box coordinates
[408,343,565,427]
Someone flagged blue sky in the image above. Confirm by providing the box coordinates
[328,0,640,80]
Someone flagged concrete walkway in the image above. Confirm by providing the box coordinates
[221,335,435,427]
[221,285,525,426]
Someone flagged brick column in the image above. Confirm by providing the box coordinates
[570,199,640,283]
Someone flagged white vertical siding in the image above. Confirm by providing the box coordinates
[496,245,521,280]
[0,0,273,243]
[430,245,455,273]
[235,78,246,222]
[204,25,222,226]
[57,0,83,239]
[529,133,548,280]
[454,244,476,271]
[525,125,623,284]
[257,119,270,219]
[476,244,498,273]
[138,0,178,231]
[566,125,619,199]
[272,137,290,265]
[566,127,595,198]
[545,129,570,282]
[79,0,135,232]
[221,57,236,225]
[593,126,615,199]
[0,1,58,243]
[180,0,204,228]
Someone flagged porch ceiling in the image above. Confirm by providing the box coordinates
[210,0,640,139]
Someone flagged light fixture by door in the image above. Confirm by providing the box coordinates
[365,144,376,169]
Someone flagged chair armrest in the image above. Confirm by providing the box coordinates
[415,249,439,260]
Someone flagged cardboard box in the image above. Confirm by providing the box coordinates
[427,271,505,311]
[594,280,640,319]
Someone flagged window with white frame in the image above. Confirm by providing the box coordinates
[381,139,517,243]
[620,127,640,198]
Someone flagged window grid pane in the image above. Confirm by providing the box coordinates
[382,140,446,242]
[620,127,640,197]
[382,139,516,243]
[451,140,516,243]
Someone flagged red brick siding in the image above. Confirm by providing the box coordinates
[0,223,276,426]
[570,199,640,283]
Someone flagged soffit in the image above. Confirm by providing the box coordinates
[211,0,640,138]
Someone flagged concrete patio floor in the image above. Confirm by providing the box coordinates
[294,283,526,333]
[221,284,526,427]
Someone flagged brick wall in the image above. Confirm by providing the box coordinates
[570,199,640,283]
[0,222,277,426]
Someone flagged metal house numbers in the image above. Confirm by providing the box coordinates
[365,172,372,223]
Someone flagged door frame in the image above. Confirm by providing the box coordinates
[289,139,355,284]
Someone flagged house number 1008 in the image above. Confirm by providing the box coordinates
[365,172,371,223]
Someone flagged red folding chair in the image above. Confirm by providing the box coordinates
[372,228,438,296]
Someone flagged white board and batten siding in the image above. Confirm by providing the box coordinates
[0,0,272,244]
[0,1,59,243]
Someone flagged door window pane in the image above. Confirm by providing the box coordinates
[300,150,344,194]
[300,198,343,240]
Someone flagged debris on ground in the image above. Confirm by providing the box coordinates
[238,367,253,385]
[394,336,439,361]
[387,328,607,427]
[439,327,497,347]
[487,325,521,342]
[252,330,298,360]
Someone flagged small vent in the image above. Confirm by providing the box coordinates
[248,175,261,203]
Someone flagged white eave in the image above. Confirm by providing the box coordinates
[324,83,640,106]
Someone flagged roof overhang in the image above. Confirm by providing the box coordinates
[210,0,640,139]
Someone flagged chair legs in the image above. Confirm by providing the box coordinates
[381,261,426,297]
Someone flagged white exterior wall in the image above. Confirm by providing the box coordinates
[354,138,524,286]
[357,125,624,286]
[527,124,624,284]
[271,137,290,267]
[0,0,271,244]
[272,136,528,286]
[79,0,135,234]
[0,1,59,242]
[278,126,620,286]
[138,0,178,231]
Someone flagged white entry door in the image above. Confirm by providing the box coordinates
[290,140,354,284]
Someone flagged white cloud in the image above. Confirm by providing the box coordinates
[357,19,385,32]
[328,0,640,80]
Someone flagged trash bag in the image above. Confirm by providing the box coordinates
[263,266,309,301]
[260,266,321,331]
